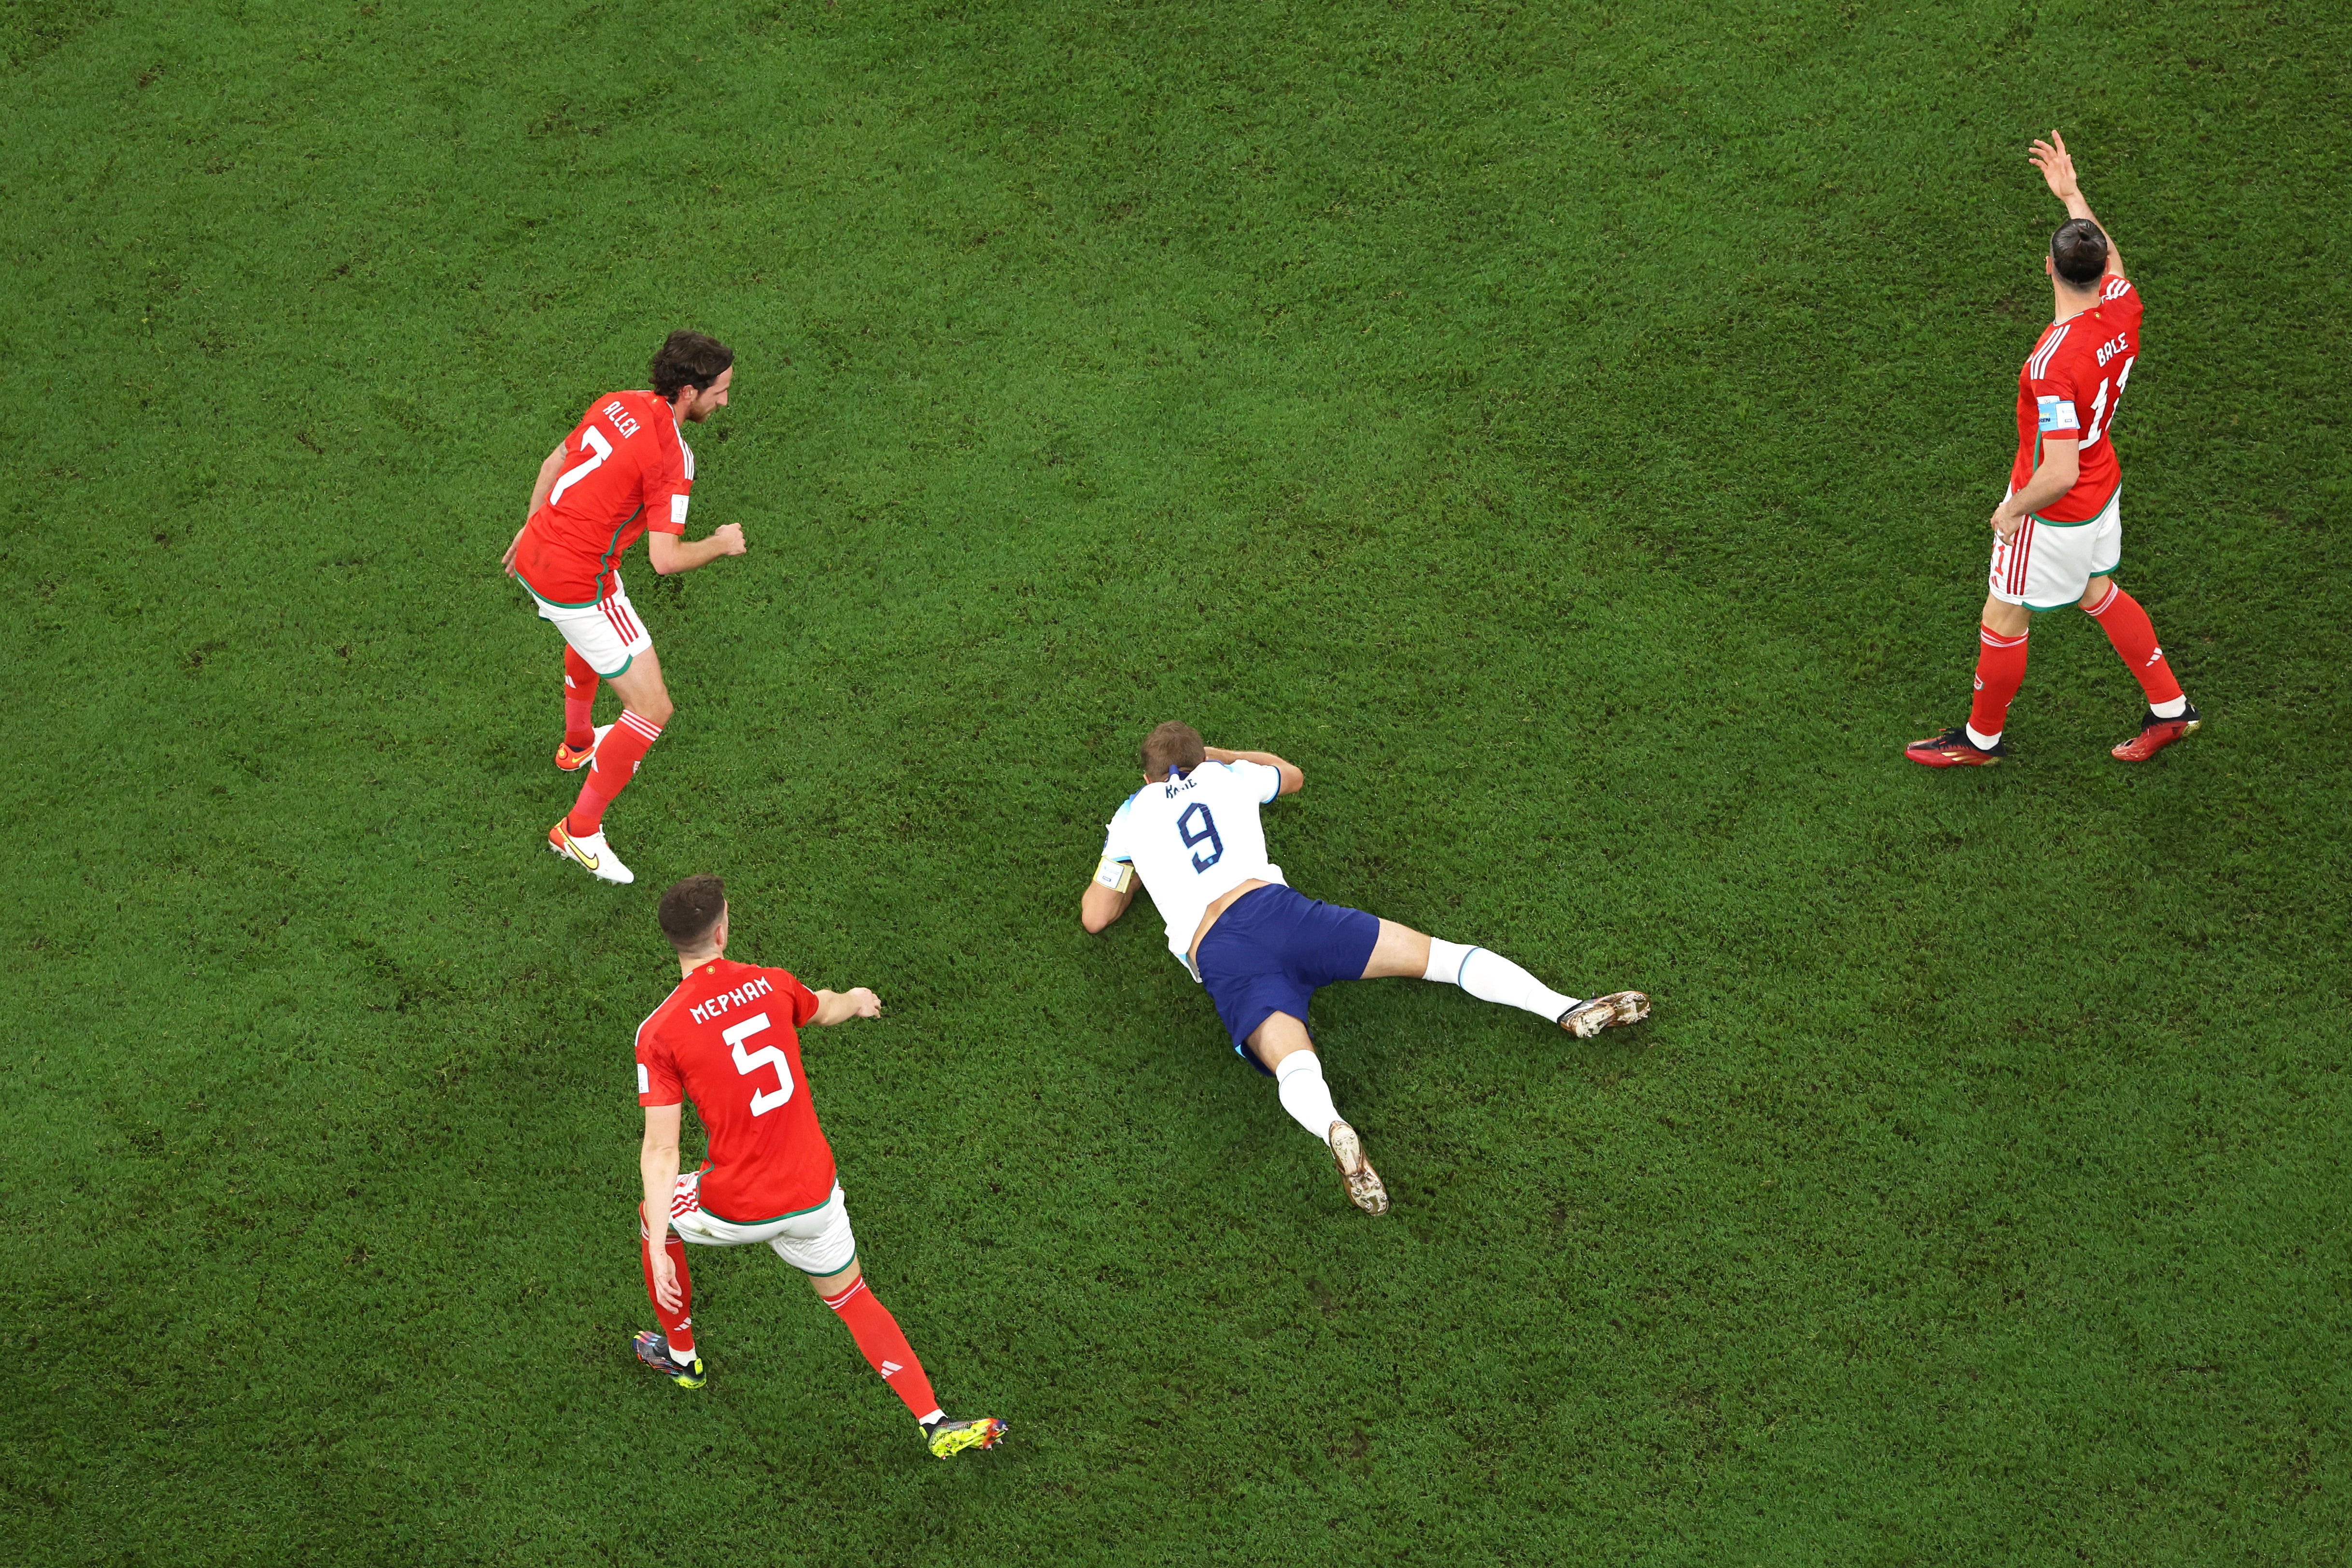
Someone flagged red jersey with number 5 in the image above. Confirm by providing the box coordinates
[635,959,834,1224]
[512,390,694,606]
[2010,274,2142,523]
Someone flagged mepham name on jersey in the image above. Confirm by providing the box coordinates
[689,975,775,1025]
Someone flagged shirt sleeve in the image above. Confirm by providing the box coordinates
[1229,759,1283,804]
[2028,367,2083,439]
[2099,275,2142,332]
[1101,795,1136,862]
[645,424,691,537]
[636,1027,683,1107]
[779,971,820,1029]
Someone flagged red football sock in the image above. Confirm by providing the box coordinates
[639,1229,695,1356]
[821,1275,943,1422]
[1968,623,2030,744]
[567,708,662,836]
[563,648,598,751]
[2084,583,2185,706]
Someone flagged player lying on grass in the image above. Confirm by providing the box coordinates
[631,874,1006,1460]
[1906,131,2199,769]
[502,330,750,886]
[1081,722,1648,1216]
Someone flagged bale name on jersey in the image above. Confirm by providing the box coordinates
[2010,274,2142,523]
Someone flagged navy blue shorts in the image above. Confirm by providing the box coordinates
[1196,885,1380,1067]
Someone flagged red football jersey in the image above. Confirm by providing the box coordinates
[512,390,694,605]
[635,959,835,1224]
[2009,274,2142,523]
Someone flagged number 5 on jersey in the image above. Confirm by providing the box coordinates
[724,1013,793,1115]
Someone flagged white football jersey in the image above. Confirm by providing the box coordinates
[1102,760,1287,974]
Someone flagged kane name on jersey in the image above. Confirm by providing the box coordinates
[2011,274,2142,523]
[635,959,835,1224]
[1102,759,1287,972]
[513,389,695,605]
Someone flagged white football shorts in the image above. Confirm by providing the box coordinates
[1987,489,2122,611]
[658,1172,858,1277]
[525,572,653,678]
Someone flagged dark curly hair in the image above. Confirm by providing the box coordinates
[650,331,734,401]
[658,874,728,953]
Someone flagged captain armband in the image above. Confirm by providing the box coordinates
[1094,857,1135,893]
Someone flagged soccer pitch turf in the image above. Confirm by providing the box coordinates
[4,0,2347,1560]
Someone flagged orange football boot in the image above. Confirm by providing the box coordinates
[556,722,611,772]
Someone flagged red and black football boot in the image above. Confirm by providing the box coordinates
[1903,726,2007,767]
[632,1330,705,1388]
[2112,702,2201,762]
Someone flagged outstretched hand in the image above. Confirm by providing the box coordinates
[2029,131,2079,203]
[842,987,882,1019]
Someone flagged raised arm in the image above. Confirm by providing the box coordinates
[2031,131,2124,280]
[1203,746,1305,795]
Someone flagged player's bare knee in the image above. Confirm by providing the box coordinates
[635,691,676,728]
[807,1257,861,1295]
[1980,597,2031,638]
[2078,575,2113,610]
[1247,1014,1315,1071]
[1361,919,1432,980]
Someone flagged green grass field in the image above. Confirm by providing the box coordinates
[5,0,2348,1561]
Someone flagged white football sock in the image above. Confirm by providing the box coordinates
[1273,1051,1342,1143]
[671,1343,697,1365]
[1424,938,1475,983]
[1965,723,2001,749]
[2151,694,2188,719]
[1428,939,1577,1023]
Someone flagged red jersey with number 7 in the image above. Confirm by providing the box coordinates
[2010,274,2142,523]
[512,390,694,606]
[635,959,835,1224]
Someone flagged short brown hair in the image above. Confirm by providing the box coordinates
[2050,219,2109,289]
[658,874,728,953]
[650,331,734,401]
[1141,721,1206,780]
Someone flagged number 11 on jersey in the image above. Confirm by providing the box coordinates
[2081,356,2134,448]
